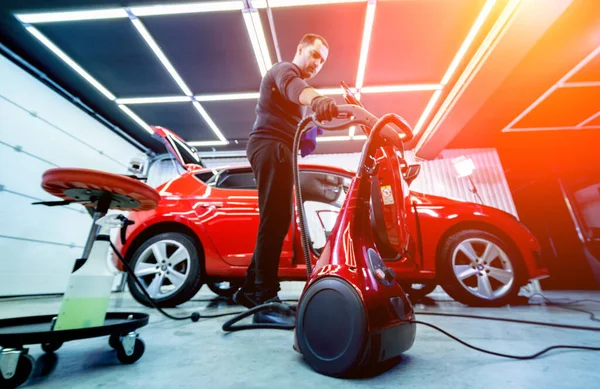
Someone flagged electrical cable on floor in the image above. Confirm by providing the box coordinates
[110,241,245,322]
[221,303,296,332]
[410,319,600,360]
[527,292,600,323]
[410,311,600,332]
[109,240,600,359]
[261,297,600,330]
[219,295,600,360]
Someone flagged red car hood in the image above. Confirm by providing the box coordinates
[410,191,473,206]
[410,191,520,221]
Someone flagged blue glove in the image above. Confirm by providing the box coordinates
[300,126,324,157]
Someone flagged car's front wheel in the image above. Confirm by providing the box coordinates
[438,229,523,307]
[128,232,204,307]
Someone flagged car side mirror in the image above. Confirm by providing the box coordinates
[404,164,421,186]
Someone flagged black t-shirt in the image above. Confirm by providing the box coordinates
[250,62,310,149]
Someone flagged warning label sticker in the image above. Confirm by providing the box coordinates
[380,185,394,205]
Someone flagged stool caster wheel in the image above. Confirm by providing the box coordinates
[115,333,145,365]
[0,351,34,389]
[41,342,63,353]
[108,334,121,350]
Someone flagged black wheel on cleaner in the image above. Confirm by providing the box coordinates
[41,342,63,353]
[399,282,437,299]
[207,281,242,298]
[109,333,120,349]
[296,277,368,377]
[116,338,145,365]
[438,229,523,307]
[0,353,34,389]
[128,232,204,307]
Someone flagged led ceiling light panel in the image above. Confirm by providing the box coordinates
[316,135,367,142]
[348,125,357,137]
[503,43,600,132]
[195,92,260,101]
[131,16,228,144]
[347,90,361,137]
[316,88,350,95]
[119,105,154,134]
[131,18,193,96]
[412,90,443,136]
[251,11,272,71]
[25,26,116,100]
[131,1,243,16]
[413,0,498,136]
[577,111,600,127]
[561,81,600,88]
[440,0,497,85]
[361,84,442,93]
[188,140,230,146]
[426,0,519,137]
[355,1,376,90]
[243,10,272,77]
[253,0,367,8]
[503,125,600,132]
[192,102,228,142]
[16,9,128,23]
[116,96,192,104]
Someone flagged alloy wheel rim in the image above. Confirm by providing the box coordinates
[134,239,191,299]
[451,238,514,300]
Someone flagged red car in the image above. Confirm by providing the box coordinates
[113,123,548,308]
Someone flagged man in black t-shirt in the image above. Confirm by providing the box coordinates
[233,33,338,324]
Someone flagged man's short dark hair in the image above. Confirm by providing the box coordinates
[299,33,329,49]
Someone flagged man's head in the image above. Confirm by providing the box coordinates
[293,33,329,79]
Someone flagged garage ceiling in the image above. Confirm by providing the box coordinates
[0,0,598,157]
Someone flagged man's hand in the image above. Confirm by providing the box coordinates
[311,96,338,122]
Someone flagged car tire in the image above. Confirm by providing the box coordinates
[207,281,242,298]
[399,282,437,299]
[438,229,523,307]
[127,232,204,307]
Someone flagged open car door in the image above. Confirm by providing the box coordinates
[151,126,206,170]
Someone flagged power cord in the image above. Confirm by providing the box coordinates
[109,241,245,322]
[222,302,296,332]
[527,292,600,323]
[109,239,600,359]
[411,319,600,359]
[220,297,600,360]
[395,294,600,359]
[412,311,600,332]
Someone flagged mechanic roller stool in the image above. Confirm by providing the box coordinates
[0,168,161,388]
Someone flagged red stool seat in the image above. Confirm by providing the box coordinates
[42,168,160,211]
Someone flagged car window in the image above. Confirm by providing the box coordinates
[216,170,257,190]
[194,171,216,183]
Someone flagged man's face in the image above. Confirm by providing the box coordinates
[296,39,329,79]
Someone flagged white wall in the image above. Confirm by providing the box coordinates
[0,53,141,296]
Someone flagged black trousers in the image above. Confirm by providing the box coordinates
[243,136,294,301]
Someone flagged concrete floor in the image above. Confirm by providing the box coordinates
[1,284,599,389]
